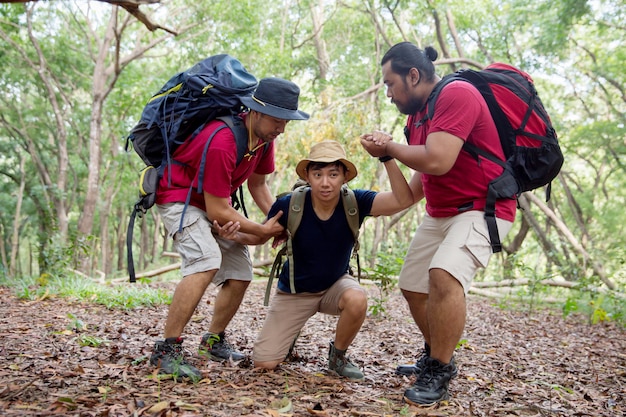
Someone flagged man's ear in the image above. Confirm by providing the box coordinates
[408,67,421,86]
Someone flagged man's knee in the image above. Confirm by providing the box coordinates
[429,268,463,295]
[401,288,428,304]
[222,279,251,292]
[254,360,281,370]
[340,288,367,313]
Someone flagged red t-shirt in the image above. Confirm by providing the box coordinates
[155,114,275,211]
[407,81,516,222]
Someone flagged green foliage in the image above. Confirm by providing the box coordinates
[563,287,625,325]
[364,249,405,317]
[65,312,110,348]
[66,312,86,332]
[0,0,624,325]
[1,273,171,310]
[77,334,109,348]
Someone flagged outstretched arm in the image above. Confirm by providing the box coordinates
[368,158,419,216]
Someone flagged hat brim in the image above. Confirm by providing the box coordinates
[241,97,310,120]
[296,158,358,182]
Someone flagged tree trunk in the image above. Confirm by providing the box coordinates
[9,155,26,277]
[523,192,616,290]
[309,0,330,81]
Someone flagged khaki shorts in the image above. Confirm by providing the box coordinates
[398,211,513,295]
[253,275,365,363]
[157,203,252,284]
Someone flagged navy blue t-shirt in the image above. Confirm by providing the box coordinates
[267,188,376,293]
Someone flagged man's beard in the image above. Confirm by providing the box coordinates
[397,99,422,116]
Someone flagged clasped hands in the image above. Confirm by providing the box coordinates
[212,210,287,248]
[360,130,393,158]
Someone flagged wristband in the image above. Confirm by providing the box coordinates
[378,155,393,163]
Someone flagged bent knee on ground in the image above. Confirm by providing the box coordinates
[254,360,281,370]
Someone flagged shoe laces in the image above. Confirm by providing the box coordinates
[415,360,450,387]
[331,351,356,370]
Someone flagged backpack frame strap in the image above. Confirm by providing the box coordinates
[265,245,287,306]
[264,186,307,305]
[341,185,360,247]
[285,186,308,294]
[340,185,361,280]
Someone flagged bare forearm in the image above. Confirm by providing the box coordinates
[384,160,414,207]
[204,192,268,236]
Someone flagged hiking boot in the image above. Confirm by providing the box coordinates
[396,348,458,378]
[150,337,202,382]
[328,341,364,380]
[199,332,245,361]
[403,357,456,406]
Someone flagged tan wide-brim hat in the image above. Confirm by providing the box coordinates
[295,140,358,182]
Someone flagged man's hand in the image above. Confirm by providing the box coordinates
[212,220,241,241]
[271,230,288,249]
[261,210,285,241]
[360,130,393,157]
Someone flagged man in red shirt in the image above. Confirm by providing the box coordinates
[150,77,309,381]
[361,42,516,406]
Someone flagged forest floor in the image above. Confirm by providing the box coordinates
[0,280,624,417]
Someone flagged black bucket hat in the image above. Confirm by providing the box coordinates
[241,77,310,120]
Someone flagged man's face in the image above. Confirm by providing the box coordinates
[305,163,346,203]
[253,113,290,142]
[382,61,420,115]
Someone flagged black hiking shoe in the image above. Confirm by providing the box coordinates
[150,337,202,382]
[199,332,245,361]
[396,354,458,378]
[403,357,456,406]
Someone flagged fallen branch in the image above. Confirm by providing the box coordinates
[469,287,563,303]
[131,262,181,279]
[473,278,577,289]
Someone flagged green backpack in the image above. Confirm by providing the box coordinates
[264,183,361,306]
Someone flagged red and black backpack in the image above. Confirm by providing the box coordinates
[407,63,564,253]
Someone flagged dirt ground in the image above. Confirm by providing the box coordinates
[0,280,624,416]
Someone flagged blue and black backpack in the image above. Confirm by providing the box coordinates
[125,54,261,282]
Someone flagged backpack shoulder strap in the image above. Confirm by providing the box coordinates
[216,115,249,165]
[340,185,359,247]
[405,74,460,143]
[340,184,361,280]
[216,114,253,217]
[264,185,309,306]
[287,185,308,237]
[285,185,308,294]
[425,74,460,120]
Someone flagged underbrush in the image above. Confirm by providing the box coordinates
[0,272,171,310]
